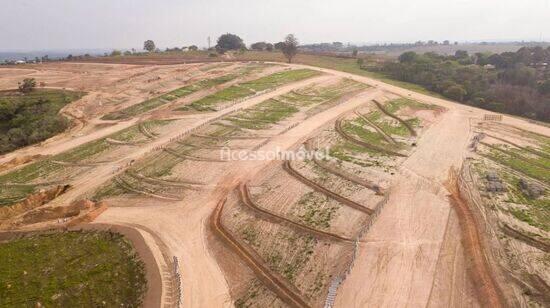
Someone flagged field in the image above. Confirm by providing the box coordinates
[0,231,146,307]
[0,58,548,308]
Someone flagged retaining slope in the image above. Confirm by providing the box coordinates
[239,183,353,242]
[283,160,374,215]
[211,197,311,308]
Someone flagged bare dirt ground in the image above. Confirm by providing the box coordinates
[1,60,549,308]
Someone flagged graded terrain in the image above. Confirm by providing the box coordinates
[0,59,548,308]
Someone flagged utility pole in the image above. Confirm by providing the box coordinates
[207,36,211,49]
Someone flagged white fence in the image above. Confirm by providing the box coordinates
[323,190,391,308]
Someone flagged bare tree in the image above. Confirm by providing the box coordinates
[281,34,298,63]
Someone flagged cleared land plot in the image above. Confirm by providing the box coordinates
[102,74,238,120]
[226,78,367,130]
[475,161,549,232]
[182,69,321,112]
[0,231,146,307]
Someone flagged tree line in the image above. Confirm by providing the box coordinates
[139,33,299,63]
[367,47,550,121]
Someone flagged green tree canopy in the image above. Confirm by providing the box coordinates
[143,40,156,52]
[215,33,244,53]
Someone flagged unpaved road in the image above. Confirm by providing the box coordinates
[334,109,473,307]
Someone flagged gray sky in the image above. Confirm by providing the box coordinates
[1,0,549,50]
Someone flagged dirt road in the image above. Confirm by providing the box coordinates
[334,109,473,307]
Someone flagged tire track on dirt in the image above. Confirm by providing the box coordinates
[282,160,374,215]
[239,182,353,242]
[211,197,311,308]
[304,139,385,195]
[373,99,417,137]
[354,110,398,145]
[481,133,550,159]
[334,117,407,157]
[446,168,505,308]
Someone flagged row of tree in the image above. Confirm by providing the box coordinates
[141,33,299,62]
[368,47,550,121]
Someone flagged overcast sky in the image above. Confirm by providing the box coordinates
[1,0,549,51]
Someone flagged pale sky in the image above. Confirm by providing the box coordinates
[1,0,549,50]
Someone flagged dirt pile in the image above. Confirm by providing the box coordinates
[0,185,71,223]
[0,154,44,173]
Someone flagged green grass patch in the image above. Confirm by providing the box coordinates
[183,69,320,112]
[486,148,550,183]
[479,166,550,232]
[102,74,239,120]
[227,78,366,130]
[0,231,146,307]
[227,99,299,129]
[296,192,338,229]
[0,120,171,205]
[0,89,85,155]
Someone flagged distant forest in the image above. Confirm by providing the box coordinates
[365,47,550,121]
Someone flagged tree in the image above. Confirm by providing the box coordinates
[274,42,285,50]
[144,40,156,52]
[443,84,467,102]
[18,78,36,93]
[398,51,417,63]
[250,42,268,51]
[281,34,299,63]
[266,43,274,51]
[215,33,244,53]
[352,48,358,58]
[110,50,122,56]
[188,45,198,51]
[499,64,537,86]
[538,80,550,95]
[454,50,468,59]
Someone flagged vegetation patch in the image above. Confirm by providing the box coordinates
[0,120,171,205]
[296,192,338,229]
[227,78,365,130]
[484,147,550,182]
[183,69,320,111]
[0,89,85,154]
[477,163,549,232]
[0,231,146,307]
[102,74,239,120]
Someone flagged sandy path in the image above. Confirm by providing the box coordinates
[334,109,473,307]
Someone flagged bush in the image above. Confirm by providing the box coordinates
[18,78,36,93]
